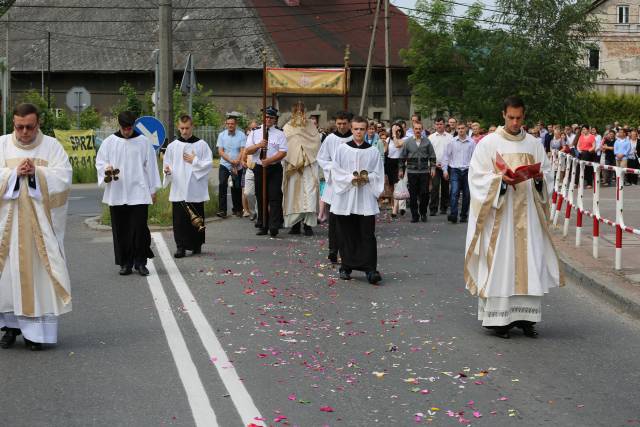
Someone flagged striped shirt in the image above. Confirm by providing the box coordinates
[442,135,475,171]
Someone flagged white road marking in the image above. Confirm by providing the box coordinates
[152,232,265,427]
[146,260,219,427]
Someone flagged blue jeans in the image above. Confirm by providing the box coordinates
[449,168,470,220]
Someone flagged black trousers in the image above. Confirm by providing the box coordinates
[110,204,154,268]
[172,201,205,251]
[335,214,377,272]
[218,166,243,214]
[254,163,284,232]
[578,151,595,186]
[408,172,430,218]
[429,168,449,214]
[328,210,338,256]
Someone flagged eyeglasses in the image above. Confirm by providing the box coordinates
[14,124,36,131]
[104,168,120,183]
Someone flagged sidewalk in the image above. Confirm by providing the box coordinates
[550,183,640,318]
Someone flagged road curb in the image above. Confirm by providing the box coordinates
[558,252,640,319]
[83,215,221,232]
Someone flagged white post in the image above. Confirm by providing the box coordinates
[563,156,577,237]
[593,164,601,259]
[575,160,585,246]
[614,167,624,270]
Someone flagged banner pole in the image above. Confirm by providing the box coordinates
[261,50,268,231]
[344,45,350,110]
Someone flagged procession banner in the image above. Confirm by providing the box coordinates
[266,68,346,95]
[54,129,97,169]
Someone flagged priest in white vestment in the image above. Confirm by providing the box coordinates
[465,96,563,339]
[282,102,321,236]
[316,111,353,263]
[331,116,384,285]
[0,103,72,350]
[96,111,161,277]
[163,115,213,258]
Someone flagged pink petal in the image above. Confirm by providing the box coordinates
[288,394,297,401]
[320,406,335,412]
[473,411,482,418]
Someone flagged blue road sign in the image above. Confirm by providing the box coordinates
[134,116,166,152]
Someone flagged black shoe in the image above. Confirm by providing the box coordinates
[250,213,257,221]
[289,223,301,235]
[366,270,382,285]
[328,252,338,264]
[400,209,406,216]
[460,217,468,223]
[421,214,427,222]
[519,322,538,338]
[429,211,437,216]
[410,217,419,223]
[339,268,352,280]
[0,328,20,349]
[216,211,227,218]
[191,247,201,255]
[136,265,150,276]
[256,229,268,236]
[174,248,186,258]
[391,213,397,218]
[489,325,511,339]
[119,266,132,275]
[303,225,314,236]
[24,337,43,351]
[448,215,458,224]
[269,229,278,238]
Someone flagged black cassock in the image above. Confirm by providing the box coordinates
[335,214,377,272]
[172,201,205,251]
[110,204,154,268]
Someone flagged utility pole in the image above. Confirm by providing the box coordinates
[158,0,173,140]
[152,49,159,119]
[384,0,391,122]
[47,31,50,109]
[359,0,381,117]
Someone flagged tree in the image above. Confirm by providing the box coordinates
[111,82,144,117]
[403,0,602,125]
[79,106,102,129]
[173,84,224,128]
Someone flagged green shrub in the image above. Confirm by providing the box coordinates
[72,163,98,184]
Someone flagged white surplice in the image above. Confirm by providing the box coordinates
[329,142,384,216]
[162,138,213,202]
[317,131,353,204]
[95,132,161,205]
[282,122,321,227]
[0,132,72,343]
[465,127,563,326]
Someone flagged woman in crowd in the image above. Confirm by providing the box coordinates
[576,124,596,188]
[385,122,406,218]
[601,129,616,187]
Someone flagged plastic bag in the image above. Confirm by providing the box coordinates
[393,177,410,200]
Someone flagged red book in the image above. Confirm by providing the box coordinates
[495,152,541,180]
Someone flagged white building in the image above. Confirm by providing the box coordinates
[589,0,640,94]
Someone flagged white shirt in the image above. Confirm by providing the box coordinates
[162,137,213,202]
[387,137,405,159]
[428,131,453,163]
[245,125,288,166]
[317,131,353,203]
[329,142,384,216]
[96,132,161,206]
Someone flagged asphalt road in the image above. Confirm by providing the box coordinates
[0,186,638,426]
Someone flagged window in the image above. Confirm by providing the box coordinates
[589,49,600,70]
[618,5,629,24]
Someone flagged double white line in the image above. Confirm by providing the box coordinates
[147,232,264,427]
